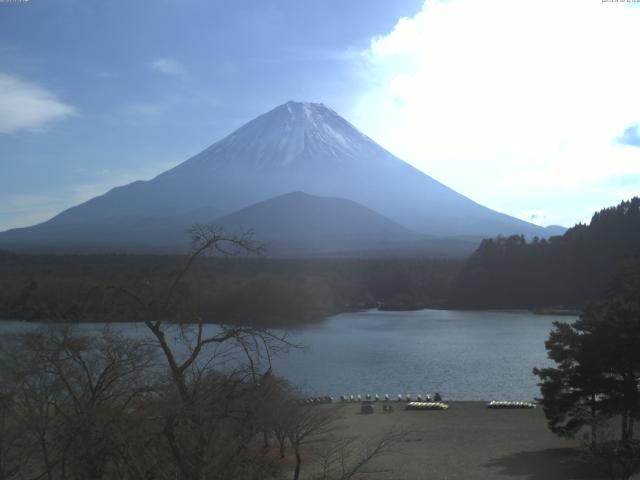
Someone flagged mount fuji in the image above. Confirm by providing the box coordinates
[0,101,563,256]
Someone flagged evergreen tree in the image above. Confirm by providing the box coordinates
[533,307,612,448]
[451,197,640,309]
[534,298,640,478]
[535,301,640,444]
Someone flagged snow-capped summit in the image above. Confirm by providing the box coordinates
[183,100,377,171]
[0,101,558,254]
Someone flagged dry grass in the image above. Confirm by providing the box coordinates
[318,401,613,480]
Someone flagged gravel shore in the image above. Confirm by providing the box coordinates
[330,401,611,480]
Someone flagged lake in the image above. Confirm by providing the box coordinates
[0,309,574,401]
[271,309,573,401]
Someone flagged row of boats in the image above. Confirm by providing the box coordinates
[299,396,537,409]
[340,394,443,403]
[299,396,333,404]
[405,402,449,410]
[487,401,536,409]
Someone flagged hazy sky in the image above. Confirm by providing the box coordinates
[1,0,639,232]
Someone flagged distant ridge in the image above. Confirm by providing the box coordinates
[212,191,422,256]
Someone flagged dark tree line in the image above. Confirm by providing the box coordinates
[450,197,640,309]
[0,251,461,327]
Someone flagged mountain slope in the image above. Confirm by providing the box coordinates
[214,191,423,256]
[0,101,557,253]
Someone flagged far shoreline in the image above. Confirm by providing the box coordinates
[373,303,580,317]
[0,305,580,326]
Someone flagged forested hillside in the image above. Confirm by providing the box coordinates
[449,197,640,309]
[0,252,460,326]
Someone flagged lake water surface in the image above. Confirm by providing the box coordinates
[272,309,573,401]
[0,309,574,401]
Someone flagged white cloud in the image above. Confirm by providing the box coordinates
[0,73,77,134]
[350,0,640,227]
[149,57,187,77]
[520,210,548,226]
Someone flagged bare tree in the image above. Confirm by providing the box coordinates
[0,325,158,480]
[280,401,408,480]
[0,385,22,480]
[105,225,295,480]
[285,404,338,480]
[311,428,407,480]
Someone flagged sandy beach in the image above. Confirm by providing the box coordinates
[324,401,613,480]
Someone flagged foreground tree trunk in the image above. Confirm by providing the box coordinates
[293,449,302,480]
[591,394,598,449]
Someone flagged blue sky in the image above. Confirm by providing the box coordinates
[1,0,639,231]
